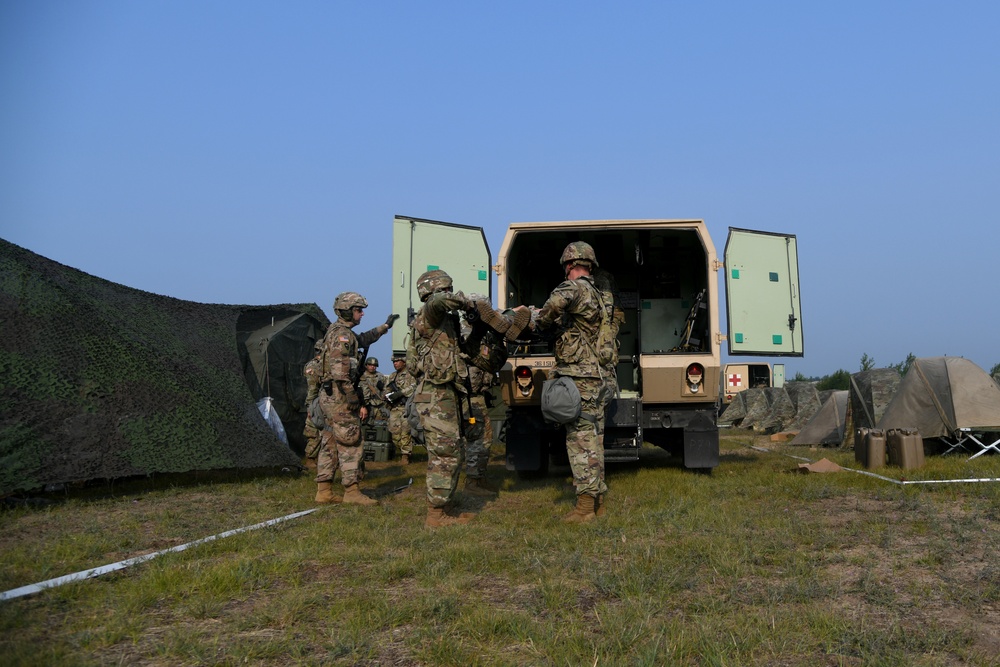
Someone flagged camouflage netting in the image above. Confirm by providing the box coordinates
[737,387,793,434]
[842,368,901,448]
[784,381,822,430]
[717,393,746,426]
[754,387,797,434]
[0,238,329,495]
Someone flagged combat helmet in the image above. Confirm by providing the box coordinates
[559,241,599,269]
[365,357,379,368]
[416,269,453,302]
[333,291,368,320]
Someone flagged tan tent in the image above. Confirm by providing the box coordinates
[877,357,1000,438]
[790,391,848,446]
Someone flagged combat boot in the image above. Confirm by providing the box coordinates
[342,483,378,506]
[463,476,498,497]
[562,494,597,524]
[302,457,318,470]
[595,493,607,517]
[425,502,473,528]
[400,453,410,465]
[314,481,342,504]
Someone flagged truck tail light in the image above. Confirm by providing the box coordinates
[686,363,705,394]
[514,366,534,397]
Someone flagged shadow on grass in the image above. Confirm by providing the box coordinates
[2,465,307,508]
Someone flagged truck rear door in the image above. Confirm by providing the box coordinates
[724,228,803,357]
[390,215,492,355]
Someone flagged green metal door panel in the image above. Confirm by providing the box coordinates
[724,228,803,357]
[391,215,491,355]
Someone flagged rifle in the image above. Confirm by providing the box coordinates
[352,343,370,412]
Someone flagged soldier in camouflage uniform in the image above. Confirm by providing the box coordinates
[462,361,498,495]
[407,269,481,528]
[531,241,615,523]
[409,272,530,527]
[315,291,398,506]
[385,353,417,464]
[458,311,508,496]
[359,357,389,423]
[301,343,325,471]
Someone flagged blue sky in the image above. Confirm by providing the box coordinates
[2,1,998,378]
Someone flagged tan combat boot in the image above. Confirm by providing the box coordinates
[400,453,410,465]
[463,476,498,497]
[314,481,342,504]
[342,483,378,506]
[425,502,473,528]
[562,494,597,524]
[303,457,318,470]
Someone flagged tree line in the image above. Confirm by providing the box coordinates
[794,355,1000,392]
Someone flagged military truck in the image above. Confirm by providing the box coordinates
[720,362,785,404]
[391,216,803,474]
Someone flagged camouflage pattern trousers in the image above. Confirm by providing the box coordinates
[412,383,465,507]
[387,404,412,456]
[464,395,492,479]
[316,391,365,487]
[303,421,322,460]
[565,376,608,497]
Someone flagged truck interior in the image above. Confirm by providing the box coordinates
[503,226,713,394]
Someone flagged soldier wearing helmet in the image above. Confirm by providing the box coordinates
[530,241,614,523]
[359,357,389,423]
[406,269,480,527]
[385,353,416,465]
[300,338,327,472]
[313,291,399,507]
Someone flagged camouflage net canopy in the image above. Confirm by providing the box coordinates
[0,238,329,495]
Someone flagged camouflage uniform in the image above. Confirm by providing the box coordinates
[464,362,495,480]
[302,355,324,463]
[593,267,625,402]
[316,299,391,495]
[535,247,614,501]
[359,367,389,422]
[386,359,417,459]
[408,290,474,509]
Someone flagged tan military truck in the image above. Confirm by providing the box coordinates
[720,362,785,404]
[391,216,803,473]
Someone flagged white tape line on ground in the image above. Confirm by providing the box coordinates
[0,508,318,602]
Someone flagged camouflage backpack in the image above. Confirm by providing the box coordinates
[591,283,617,368]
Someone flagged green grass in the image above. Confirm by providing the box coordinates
[2,434,1000,666]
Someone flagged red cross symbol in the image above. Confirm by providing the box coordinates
[728,374,742,388]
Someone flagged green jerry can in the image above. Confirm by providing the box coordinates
[887,428,924,470]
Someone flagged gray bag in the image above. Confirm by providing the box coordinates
[308,396,326,430]
[403,394,425,444]
[540,376,582,425]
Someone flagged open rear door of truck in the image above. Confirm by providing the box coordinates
[391,215,492,356]
[724,228,803,357]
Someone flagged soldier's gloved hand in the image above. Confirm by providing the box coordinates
[384,313,400,329]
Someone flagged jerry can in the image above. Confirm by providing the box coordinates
[855,428,886,469]
[887,428,924,470]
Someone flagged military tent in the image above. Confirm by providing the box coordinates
[0,237,324,496]
[790,391,848,446]
[877,357,1000,439]
[238,311,328,454]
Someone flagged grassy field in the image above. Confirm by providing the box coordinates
[2,431,1000,666]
